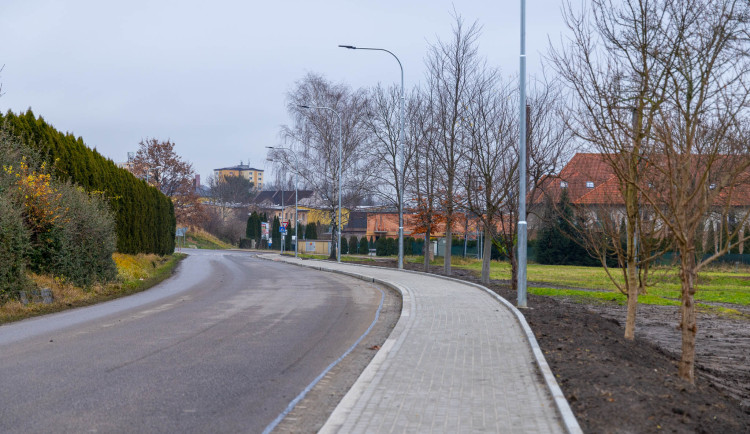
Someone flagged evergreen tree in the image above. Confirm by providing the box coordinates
[305,221,318,240]
[404,236,414,255]
[386,237,397,256]
[358,237,369,254]
[285,225,293,252]
[375,237,387,256]
[0,110,175,255]
[349,235,358,254]
[272,216,281,250]
[537,190,596,265]
[246,211,260,240]
[340,237,348,255]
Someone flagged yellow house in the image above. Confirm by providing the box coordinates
[214,162,264,190]
[302,207,350,231]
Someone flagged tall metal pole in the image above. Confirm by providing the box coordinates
[295,156,299,258]
[281,188,284,255]
[517,0,528,308]
[339,45,405,269]
[337,111,342,263]
[298,105,342,262]
[267,146,300,258]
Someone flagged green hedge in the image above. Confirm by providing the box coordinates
[1,110,174,255]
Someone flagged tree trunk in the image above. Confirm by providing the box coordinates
[639,262,649,295]
[510,245,518,293]
[624,181,639,340]
[329,212,337,260]
[678,249,698,384]
[624,260,638,340]
[444,216,452,276]
[481,225,492,284]
[424,229,431,272]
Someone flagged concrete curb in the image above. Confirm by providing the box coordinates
[260,254,582,434]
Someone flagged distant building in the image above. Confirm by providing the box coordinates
[251,190,318,226]
[214,162,264,189]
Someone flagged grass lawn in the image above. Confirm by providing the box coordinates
[289,252,375,263]
[0,253,186,325]
[182,227,233,250]
[406,256,750,308]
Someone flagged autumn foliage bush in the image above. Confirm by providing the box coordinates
[0,128,117,298]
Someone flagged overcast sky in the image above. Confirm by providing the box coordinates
[0,0,570,183]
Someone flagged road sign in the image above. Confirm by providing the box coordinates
[281,221,289,229]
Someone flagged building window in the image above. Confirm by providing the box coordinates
[586,181,594,188]
[560,181,568,188]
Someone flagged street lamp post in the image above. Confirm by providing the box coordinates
[267,146,300,258]
[299,104,342,263]
[518,0,528,308]
[339,44,405,270]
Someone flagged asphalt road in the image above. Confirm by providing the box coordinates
[0,249,384,433]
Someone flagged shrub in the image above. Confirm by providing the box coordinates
[40,183,117,287]
[358,237,369,254]
[305,222,318,240]
[284,225,293,251]
[375,237,387,256]
[340,237,348,254]
[386,237,397,256]
[239,238,253,249]
[349,235,358,254]
[404,236,414,255]
[0,195,31,301]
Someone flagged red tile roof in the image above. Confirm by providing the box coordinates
[535,153,750,207]
[534,153,623,205]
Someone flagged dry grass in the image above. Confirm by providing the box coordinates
[182,226,233,250]
[0,253,185,325]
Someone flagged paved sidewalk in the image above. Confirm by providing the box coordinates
[265,255,581,433]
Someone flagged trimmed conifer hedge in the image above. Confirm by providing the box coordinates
[1,110,175,255]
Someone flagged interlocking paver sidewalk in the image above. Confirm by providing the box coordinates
[265,255,581,433]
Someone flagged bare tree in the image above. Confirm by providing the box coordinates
[513,78,576,290]
[129,138,205,226]
[364,84,419,212]
[638,0,750,383]
[553,0,750,383]
[550,0,680,340]
[206,174,253,222]
[425,13,482,275]
[406,88,443,271]
[279,73,373,259]
[460,68,516,284]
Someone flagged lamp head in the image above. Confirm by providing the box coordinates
[338,44,357,49]
[298,104,310,109]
